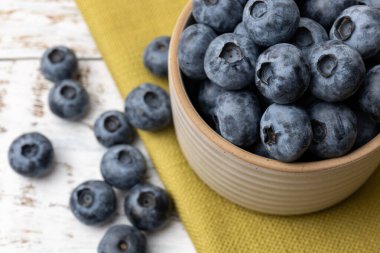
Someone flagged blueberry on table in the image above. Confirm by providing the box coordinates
[98,225,146,253]
[192,0,243,33]
[300,0,356,29]
[290,18,329,55]
[94,110,136,148]
[307,40,366,102]
[143,36,170,77]
[213,91,261,147]
[358,66,380,123]
[101,145,147,190]
[330,5,380,59]
[255,43,310,104]
[204,33,259,91]
[198,79,225,118]
[125,83,172,131]
[260,104,312,162]
[48,79,89,120]
[70,180,117,226]
[8,132,54,178]
[179,24,217,80]
[308,102,357,159]
[124,184,172,232]
[243,0,300,47]
[352,109,379,150]
[40,46,78,83]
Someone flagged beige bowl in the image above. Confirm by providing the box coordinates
[168,2,380,215]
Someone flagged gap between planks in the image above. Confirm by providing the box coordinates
[0,57,103,62]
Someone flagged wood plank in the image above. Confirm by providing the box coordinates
[0,60,196,253]
[0,0,100,59]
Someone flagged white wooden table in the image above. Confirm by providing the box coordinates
[0,1,196,252]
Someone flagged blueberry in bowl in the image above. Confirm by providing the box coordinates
[358,65,380,122]
[300,0,357,29]
[178,23,217,80]
[212,90,261,147]
[243,0,300,47]
[255,43,310,104]
[330,5,380,59]
[260,104,313,162]
[204,33,260,91]
[192,0,244,33]
[307,102,358,159]
[290,18,329,56]
[307,40,366,102]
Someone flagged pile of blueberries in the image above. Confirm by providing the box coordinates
[8,34,174,252]
[178,0,380,162]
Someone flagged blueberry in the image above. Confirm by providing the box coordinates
[255,43,310,104]
[179,24,217,80]
[94,111,136,148]
[125,83,172,131]
[243,0,300,47]
[357,0,380,8]
[330,5,380,59]
[198,79,225,118]
[192,0,243,33]
[204,33,259,90]
[238,0,249,6]
[300,0,356,29]
[143,36,170,77]
[8,132,54,178]
[48,79,89,120]
[213,91,261,147]
[352,109,379,149]
[97,225,146,253]
[233,22,252,40]
[101,145,147,190]
[308,102,357,158]
[366,51,380,69]
[307,40,366,102]
[290,18,329,55]
[40,46,78,83]
[247,140,272,158]
[70,180,116,226]
[358,65,380,122]
[124,184,172,232]
[260,104,312,162]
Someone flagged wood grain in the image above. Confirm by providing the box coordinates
[0,0,196,252]
[0,0,100,59]
[168,2,380,215]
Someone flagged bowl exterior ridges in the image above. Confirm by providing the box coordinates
[168,1,380,215]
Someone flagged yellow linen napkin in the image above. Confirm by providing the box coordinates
[75,1,380,252]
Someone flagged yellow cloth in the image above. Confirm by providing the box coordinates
[75,1,380,252]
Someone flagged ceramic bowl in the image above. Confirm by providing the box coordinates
[168,1,380,215]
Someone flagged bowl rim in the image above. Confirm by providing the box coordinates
[168,1,380,173]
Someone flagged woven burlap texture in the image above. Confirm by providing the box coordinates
[75,0,380,252]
